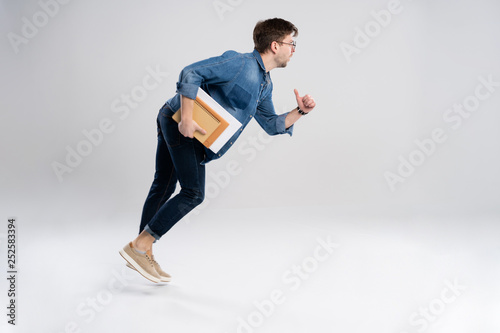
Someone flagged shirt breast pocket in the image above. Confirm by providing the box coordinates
[228,84,252,110]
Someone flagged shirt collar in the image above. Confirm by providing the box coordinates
[252,49,267,73]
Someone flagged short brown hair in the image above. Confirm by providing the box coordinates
[253,18,298,53]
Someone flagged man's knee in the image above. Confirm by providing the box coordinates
[177,188,204,215]
[183,188,204,206]
[192,189,204,206]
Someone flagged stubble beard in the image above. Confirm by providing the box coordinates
[278,55,291,68]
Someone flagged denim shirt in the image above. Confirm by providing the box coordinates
[163,49,293,164]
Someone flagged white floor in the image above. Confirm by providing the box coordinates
[1,206,499,333]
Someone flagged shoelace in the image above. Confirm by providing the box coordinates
[152,258,163,270]
[145,254,155,266]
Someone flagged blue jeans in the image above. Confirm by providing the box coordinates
[139,105,206,240]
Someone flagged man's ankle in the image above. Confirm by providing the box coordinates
[131,240,150,253]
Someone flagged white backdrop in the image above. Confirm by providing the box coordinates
[2,0,500,221]
[1,0,500,331]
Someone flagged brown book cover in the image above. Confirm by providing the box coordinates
[172,96,230,148]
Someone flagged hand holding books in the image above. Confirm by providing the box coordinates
[177,96,207,138]
[173,89,242,153]
[178,119,206,138]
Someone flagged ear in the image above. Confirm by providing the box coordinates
[270,41,279,54]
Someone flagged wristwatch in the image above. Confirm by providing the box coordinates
[297,106,308,115]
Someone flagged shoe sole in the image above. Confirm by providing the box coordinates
[126,262,171,282]
[119,249,161,283]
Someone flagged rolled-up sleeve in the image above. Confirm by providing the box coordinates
[176,51,244,100]
[255,93,294,136]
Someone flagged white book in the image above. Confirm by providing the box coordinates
[173,88,242,153]
[196,89,242,153]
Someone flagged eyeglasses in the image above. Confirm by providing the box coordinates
[276,40,296,50]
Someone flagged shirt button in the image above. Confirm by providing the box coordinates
[250,115,253,118]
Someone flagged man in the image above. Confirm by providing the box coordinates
[119,18,316,283]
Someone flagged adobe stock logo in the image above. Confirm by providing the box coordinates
[339,0,404,64]
[384,75,499,192]
[226,236,339,333]
[51,65,169,182]
[398,278,466,333]
[57,266,139,333]
[213,0,244,21]
[7,0,73,54]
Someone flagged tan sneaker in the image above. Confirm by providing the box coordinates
[119,242,161,283]
[126,255,171,282]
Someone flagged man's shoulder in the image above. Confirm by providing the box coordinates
[208,50,257,69]
[220,50,254,59]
